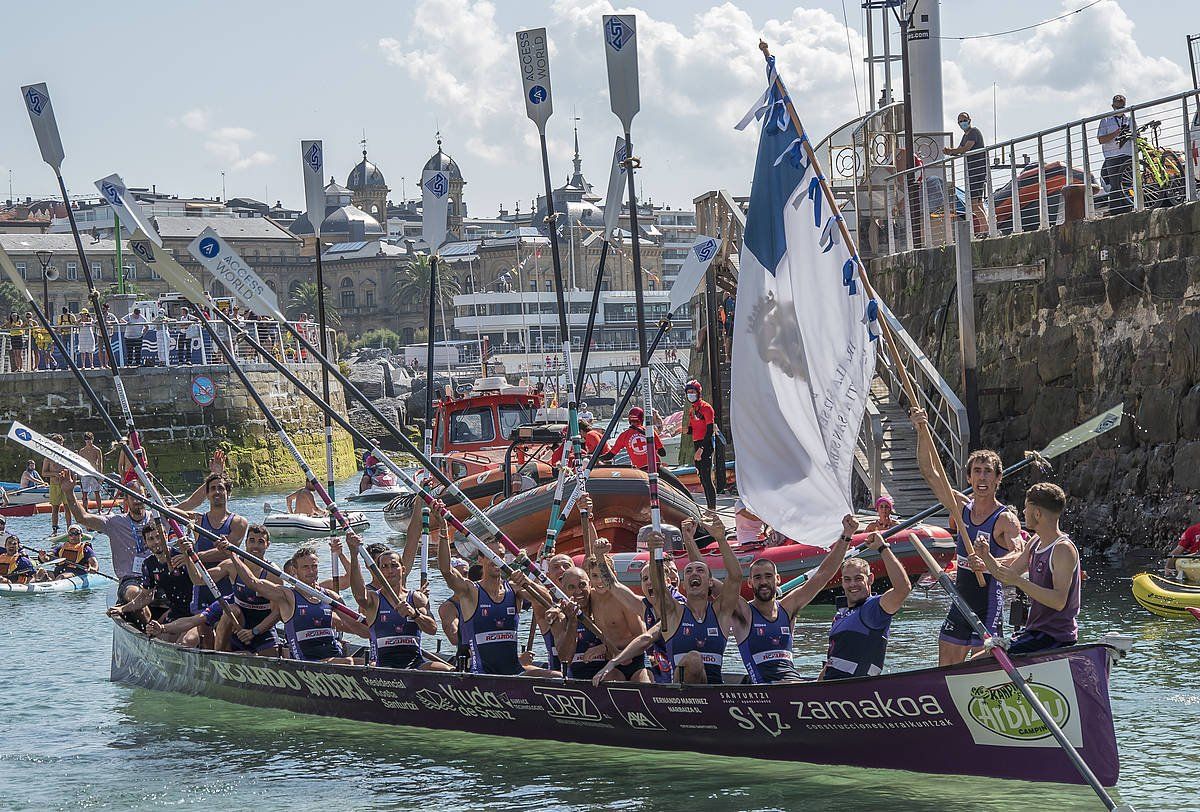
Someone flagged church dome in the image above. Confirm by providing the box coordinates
[423,143,463,181]
[347,151,387,190]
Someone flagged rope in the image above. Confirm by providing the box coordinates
[940,0,1106,41]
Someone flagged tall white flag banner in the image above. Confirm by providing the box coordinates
[668,235,720,315]
[21,83,65,170]
[301,140,326,238]
[731,63,877,547]
[515,28,553,132]
[422,170,450,251]
[187,227,280,318]
[602,136,628,240]
[96,173,162,246]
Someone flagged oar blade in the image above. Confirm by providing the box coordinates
[6,422,99,479]
[668,235,720,315]
[422,169,450,251]
[300,140,326,239]
[21,83,65,171]
[602,136,628,240]
[186,228,282,320]
[1039,403,1124,460]
[515,28,553,132]
[602,15,640,132]
[96,173,162,246]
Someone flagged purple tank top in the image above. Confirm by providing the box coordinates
[1024,534,1079,643]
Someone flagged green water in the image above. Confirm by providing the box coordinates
[1,477,1194,811]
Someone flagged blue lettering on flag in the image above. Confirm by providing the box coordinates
[130,241,155,264]
[304,143,322,174]
[528,85,548,105]
[198,237,220,259]
[25,87,46,116]
[694,238,717,263]
[606,17,630,51]
[425,172,448,198]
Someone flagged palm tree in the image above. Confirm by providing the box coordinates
[390,255,460,313]
[286,281,340,327]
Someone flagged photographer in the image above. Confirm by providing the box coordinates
[1097,94,1133,204]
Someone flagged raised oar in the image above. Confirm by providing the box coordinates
[5,423,367,625]
[516,27,584,560]
[420,156,449,592]
[178,233,587,615]
[778,403,1127,594]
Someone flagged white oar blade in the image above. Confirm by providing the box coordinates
[422,169,450,250]
[96,173,162,246]
[186,227,282,320]
[126,234,208,306]
[301,140,326,239]
[602,136,628,240]
[668,235,720,315]
[516,28,553,131]
[21,83,65,171]
[7,422,99,479]
[0,243,35,297]
[1040,403,1125,460]
[602,15,639,132]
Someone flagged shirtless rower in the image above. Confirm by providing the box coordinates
[60,471,153,603]
[819,531,913,680]
[911,409,1023,665]
[726,515,860,684]
[434,500,559,677]
[223,540,356,664]
[78,432,105,514]
[547,568,608,681]
[176,453,249,611]
[184,523,283,654]
[346,532,452,671]
[286,480,327,518]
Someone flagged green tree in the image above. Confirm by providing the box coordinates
[350,328,403,353]
[390,255,460,313]
[0,281,23,315]
[286,281,340,327]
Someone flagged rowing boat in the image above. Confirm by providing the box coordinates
[262,509,370,541]
[0,573,94,596]
[109,618,1122,785]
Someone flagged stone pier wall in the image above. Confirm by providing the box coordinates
[0,364,357,490]
[870,202,1200,554]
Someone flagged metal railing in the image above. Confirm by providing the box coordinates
[854,397,884,501]
[0,318,336,373]
[876,303,969,483]
[874,88,1200,253]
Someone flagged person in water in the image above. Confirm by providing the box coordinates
[818,531,913,680]
[0,533,37,584]
[975,482,1081,655]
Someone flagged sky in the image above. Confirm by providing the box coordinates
[0,1,1195,217]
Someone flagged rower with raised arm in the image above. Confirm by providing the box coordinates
[176,453,249,612]
[434,499,559,677]
[547,567,606,681]
[60,470,153,603]
[819,530,913,680]
[222,538,356,665]
[346,532,452,671]
[529,551,574,670]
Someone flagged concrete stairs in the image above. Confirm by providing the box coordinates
[869,377,937,517]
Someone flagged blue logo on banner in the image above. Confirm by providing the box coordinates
[606,17,630,51]
[694,238,717,263]
[101,181,121,205]
[15,428,31,442]
[130,241,155,264]
[198,237,220,258]
[25,87,46,116]
[425,172,448,198]
[304,142,322,174]
[528,85,548,105]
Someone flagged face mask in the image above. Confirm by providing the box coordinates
[687,393,698,402]
[958,120,970,131]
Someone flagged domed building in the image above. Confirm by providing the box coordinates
[423,137,467,239]
[288,176,385,243]
[346,149,389,227]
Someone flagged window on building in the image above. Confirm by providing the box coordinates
[148,264,160,280]
[340,277,355,309]
[15,262,26,280]
[68,301,80,314]
[123,261,136,281]
[364,288,374,308]
[66,261,78,280]
[90,261,102,281]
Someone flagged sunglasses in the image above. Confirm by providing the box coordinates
[68,530,82,536]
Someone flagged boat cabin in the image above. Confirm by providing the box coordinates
[432,377,543,476]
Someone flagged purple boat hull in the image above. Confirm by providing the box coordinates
[110,620,1120,785]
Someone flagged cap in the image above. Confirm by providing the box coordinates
[628,406,645,422]
[875,495,895,509]
[685,379,702,394]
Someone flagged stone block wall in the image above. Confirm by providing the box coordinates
[0,364,357,490]
[871,202,1200,553]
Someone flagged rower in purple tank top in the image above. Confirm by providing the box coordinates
[976,482,1081,655]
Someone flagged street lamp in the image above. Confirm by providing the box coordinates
[35,250,55,316]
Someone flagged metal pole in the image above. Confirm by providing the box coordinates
[1082,121,1096,219]
[114,211,124,295]
[953,219,980,449]
[1036,135,1049,229]
[896,5,921,247]
[1129,109,1143,211]
[705,256,726,492]
[425,255,438,459]
[313,243,335,500]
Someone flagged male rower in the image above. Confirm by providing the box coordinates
[39,525,98,580]
[185,523,283,654]
[976,483,1081,655]
[18,459,46,490]
[346,532,452,671]
[433,500,559,677]
[819,531,913,680]
[286,480,327,518]
[0,533,37,584]
[529,551,574,670]
[78,432,105,514]
[60,470,153,603]
[177,453,248,610]
[600,407,664,471]
[725,515,860,684]
[547,567,608,681]
[910,409,1022,665]
[107,522,195,628]
[223,541,356,664]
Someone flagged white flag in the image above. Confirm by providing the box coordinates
[301,140,326,238]
[668,235,720,315]
[96,173,161,246]
[731,71,876,547]
[422,169,450,250]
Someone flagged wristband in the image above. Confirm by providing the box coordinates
[839,535,853,543]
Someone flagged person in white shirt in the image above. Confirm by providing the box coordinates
[122,308,148,367]
[1096,94,1134,202]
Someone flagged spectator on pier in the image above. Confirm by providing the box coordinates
[7,312,26,371]
[943,111,988,235]
[77,310,97,368]
[1097,94,1134,208]
[122,308,148,367]
[32,321,53,370]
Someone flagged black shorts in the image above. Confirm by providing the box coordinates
[231,628,282,654]
[569,660,605,681]
[375,648,425,670]
[968,169,987,201]
[1008,630,1074,656]
[615,653,647,680]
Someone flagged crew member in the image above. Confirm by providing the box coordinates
[1164,504,1200,578]
[684,380,717,509]
[529,551,574,671]
[976,483,1081,655]
[60,470,153,603]
[286,480,327,518]
[347,533,452,671]
[600,407,664,471]
[0,533,37,584]
[186,523,282,654]
[177,455,248,611]
[910,409,1023,665]
[548,568,607,681]
[107,523,195,626]
[819,531,913,680]
[41,525,98,579]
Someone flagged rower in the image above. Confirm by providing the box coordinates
[547,567,609,681]
[177,458,249,611]
[346,533,453,671]
[40,525,98,580]
[286,480,327,518]
[107,523,195,628]
[975,483,1081,655]
[59,470,153,603]
[529,552,573,670]
[186,523,283,654]
[1164,503,1200,578]
[0,533,37,584]
[725,515,860,684]
[818,531,913,680]
[433,500,559,677]
[222,540,356,664]
[911,409,1023,665]
[600,407,664,471]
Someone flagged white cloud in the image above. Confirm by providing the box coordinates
[169,109,276,171]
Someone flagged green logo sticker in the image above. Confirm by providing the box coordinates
[966,680,1071,741]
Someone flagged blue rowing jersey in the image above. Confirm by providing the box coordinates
[665,601,726,684]
[370,589,424,669]
[821,595,894,680]
[284,587,343,661]
[567,618,605,680]
[460,582,521,675]
[737,601,800,684]
[191,511,236,611]
[644,588,687,683]
[542,629,560,671]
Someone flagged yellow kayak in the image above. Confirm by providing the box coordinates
[1178,558,1200,584]
[1132,572,1200,619]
